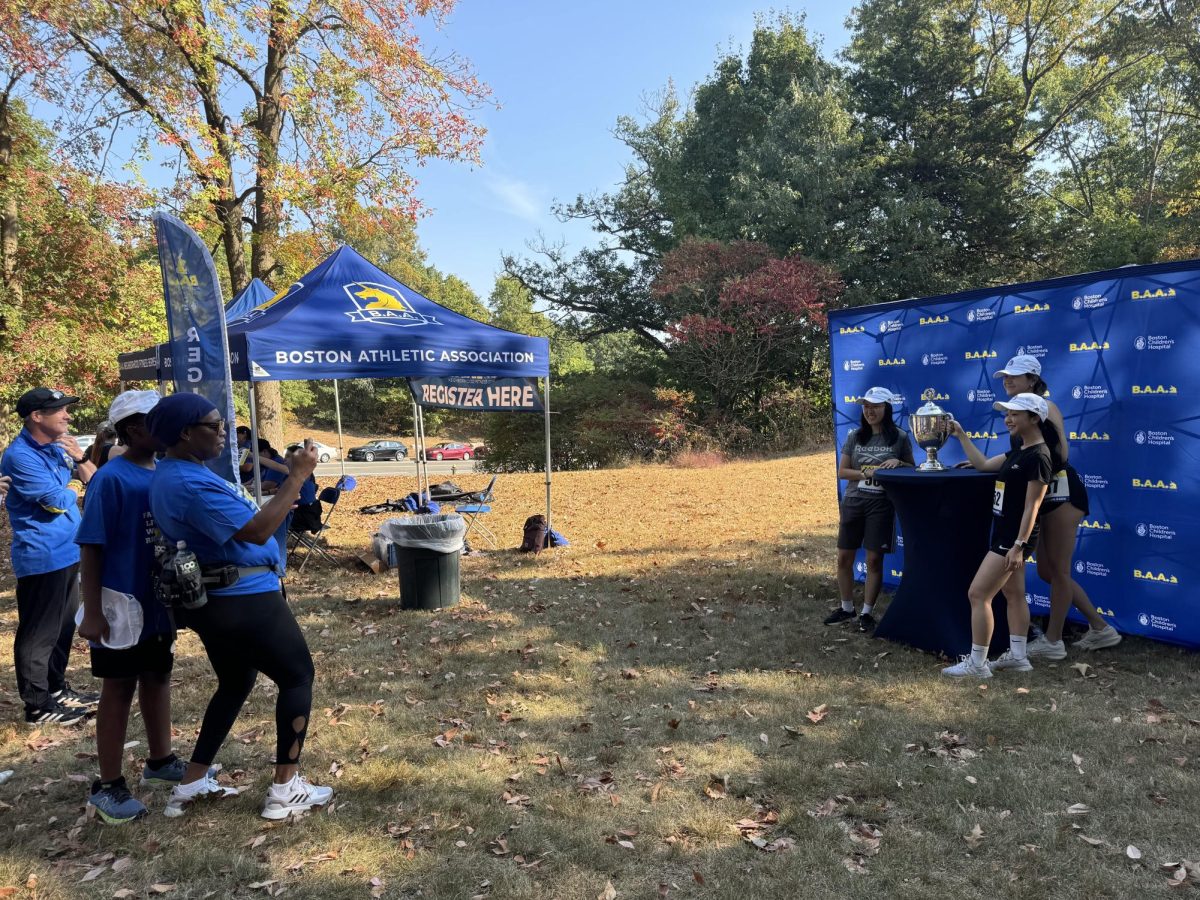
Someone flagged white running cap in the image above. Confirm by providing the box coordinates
[861,386,898,405]
[109,389,161,426]
[994,354,1041,378]
[993,392,1048,420]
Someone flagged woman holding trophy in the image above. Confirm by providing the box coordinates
[993,355,1121,657]
[942,393,1055,677]
[827,387,915,633]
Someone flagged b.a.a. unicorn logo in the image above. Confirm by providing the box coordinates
[233,282,299,324]
[343,282,439,328]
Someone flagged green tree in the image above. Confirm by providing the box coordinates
[488,276,590,378]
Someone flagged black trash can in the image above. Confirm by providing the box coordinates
[382,514,466,610]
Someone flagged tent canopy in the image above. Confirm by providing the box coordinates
[120,245,550,382]
[224,277,274,320]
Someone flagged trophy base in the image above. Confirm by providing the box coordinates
[917,459,947,471]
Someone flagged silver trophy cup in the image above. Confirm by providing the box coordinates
[912,398,953,471]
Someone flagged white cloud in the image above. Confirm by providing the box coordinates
[486,174,543,222]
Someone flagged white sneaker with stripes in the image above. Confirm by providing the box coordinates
[163,774,239,818]
[261,774,334,820]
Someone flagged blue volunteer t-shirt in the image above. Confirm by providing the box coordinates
[1,429,82,577]
[75,456,173,638]
[149,457,280,596]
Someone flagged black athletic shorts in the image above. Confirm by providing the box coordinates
[1041,464,1089,516]
[89,632,175,680]
[837,497,897,553]
[989,519,1040,561]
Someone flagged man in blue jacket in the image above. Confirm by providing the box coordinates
[2,387,98,724]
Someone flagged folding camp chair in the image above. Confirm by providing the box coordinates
[455,475,497,549]
[289,475,357,573]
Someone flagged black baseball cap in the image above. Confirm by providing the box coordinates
[16,387,80,418]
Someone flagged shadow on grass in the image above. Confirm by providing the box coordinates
[1,542,1197,899]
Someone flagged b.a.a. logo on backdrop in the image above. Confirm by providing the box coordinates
[343,282,440,328]
[1131,286,1177,300]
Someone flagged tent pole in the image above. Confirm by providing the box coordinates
[333,379,346,481]
[412,400,424,500]
[543,372,552,532]
[248,381,263,504]
[417,403,430,499]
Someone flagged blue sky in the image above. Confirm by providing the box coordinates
[413,2,856,302]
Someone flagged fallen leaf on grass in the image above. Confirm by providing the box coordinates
[1067,803,1091,815]
[1127,845,1143,860]
[81,867,107,883]
[0,890,16,899]
[598,880,617,900]
[806,704,828,724]
[1070,662,1093,678]
[842,855,869,874]
[703,776,727,800]
[149,885,176,894]
[1078,835,1105,847]
[247,881,278,891]
[113,891,137,899]
[501,791,531,807]
[964,824,984,849]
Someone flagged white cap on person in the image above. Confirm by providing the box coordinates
[993,354,1041,378]
[993,392,1048,420]
[108,389,161,426]
[861,386,898,405]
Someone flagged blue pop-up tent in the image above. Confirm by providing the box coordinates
[120,246,555,527]
[224,277,274,321]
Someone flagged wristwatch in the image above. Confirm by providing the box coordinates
[1013,539,1026,549]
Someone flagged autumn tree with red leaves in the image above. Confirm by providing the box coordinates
[3,0,490,444]
[653,239,840,419]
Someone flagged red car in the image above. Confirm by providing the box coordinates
[420,441,476,461]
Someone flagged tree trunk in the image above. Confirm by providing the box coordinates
[241,3,292,452]
[0,96,23,328]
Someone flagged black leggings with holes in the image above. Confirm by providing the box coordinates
[181,590,315,766]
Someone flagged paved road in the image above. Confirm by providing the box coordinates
[314,459,481,479]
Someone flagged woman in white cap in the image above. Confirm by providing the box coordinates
[993,355,1120,657]
[942,393,1055,677]
[827,387,914,632]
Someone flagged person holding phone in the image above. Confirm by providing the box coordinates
[145,393,332,820]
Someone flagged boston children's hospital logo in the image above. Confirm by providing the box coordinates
[344,282,440,328]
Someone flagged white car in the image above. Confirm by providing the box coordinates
[310,440,339,463]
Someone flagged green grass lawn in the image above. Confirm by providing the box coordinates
[1,454,1197,899]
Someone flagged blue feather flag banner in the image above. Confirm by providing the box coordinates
[154,212,239,483]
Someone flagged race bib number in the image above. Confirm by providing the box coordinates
[992,480,1005,515]
[859,465,884,493]
[1047,469,1068,498]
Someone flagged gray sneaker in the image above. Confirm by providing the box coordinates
[988,651,1033,673]
[261,774,334,820]
[1074,625,1122,651]
[1025,635,1067,660]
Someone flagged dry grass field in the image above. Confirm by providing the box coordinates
[1,452,1198,899]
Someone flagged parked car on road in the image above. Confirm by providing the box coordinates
[419,441,476,461]
[346,440,408,462]
[310,440,340,463]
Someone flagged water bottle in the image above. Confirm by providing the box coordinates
[170,541,208,610]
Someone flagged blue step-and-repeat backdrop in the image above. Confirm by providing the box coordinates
[827,259,1199,649]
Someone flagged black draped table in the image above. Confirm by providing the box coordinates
[871,468,1010,657]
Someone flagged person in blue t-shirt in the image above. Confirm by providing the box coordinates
[2,387,99,725]
[77,390,191,823]
[145,393,333,821]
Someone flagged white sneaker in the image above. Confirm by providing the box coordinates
[261,774,334,820]
[1074,625,1122,651]
[163,774,239,818]
[942,656,993,678]
[988,651,1033,673]
[1025,635,1067,660]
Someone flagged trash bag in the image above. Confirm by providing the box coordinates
[381,513,466,554]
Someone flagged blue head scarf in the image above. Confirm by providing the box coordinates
[145,393,218,447]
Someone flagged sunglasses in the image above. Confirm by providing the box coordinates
[193,419,226,432]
